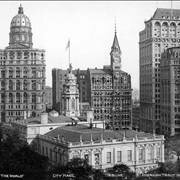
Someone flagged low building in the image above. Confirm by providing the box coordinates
[11,111,104,144]
[11,112,89,144]
[36,124,164,174]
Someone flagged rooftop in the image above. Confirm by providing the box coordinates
[89,68,127,75]
[152,8,180,20]
[44,124,157,143]
[13,115,75,125]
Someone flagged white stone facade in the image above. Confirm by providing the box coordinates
[37,131,164,174]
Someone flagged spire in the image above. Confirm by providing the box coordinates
[111,29,121,54]
[115,16,117,34]
[18,4,24,14]
[69,63,72,73]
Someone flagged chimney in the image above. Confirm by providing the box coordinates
[87,110,94,128]
[40,112,48,124]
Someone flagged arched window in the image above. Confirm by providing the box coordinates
[41,53,44,60]
[1,70,5,78]
[154,22,161,37]
[92,77,95,83]
[23,92,28,103]
[17,51,22,59]
[16,93,20,103]
[32,68,36,78]
[169,22,176,37]
[16,80,20,90]
[23,80,28,90]
[102,77,106,84]
[9,93,13,103]
[32,80,36,90]
[32,111,36,117]
[24,51,29,59]
[31,53,33,60]
[9,80,13,90]
[162,22,168,37]
[9,67,13,78]
[1,81,5,90]
[177,23,180,38]
[23,67,28,77]
[16,67,20,78]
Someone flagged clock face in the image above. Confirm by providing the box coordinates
[114,56,120,63]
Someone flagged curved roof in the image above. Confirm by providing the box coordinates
[10,4,31,28]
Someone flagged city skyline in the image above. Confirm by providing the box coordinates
[0,1,179,89]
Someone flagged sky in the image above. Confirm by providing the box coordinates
[0,1,179,90]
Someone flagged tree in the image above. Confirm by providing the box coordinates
[93,169,104,180]
[107,164,135,179]
[52,157,94,180]
[147,162,176,174]
[0,124,49,180]
[166,135,180,161]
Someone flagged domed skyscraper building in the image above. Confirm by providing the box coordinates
[0,5,46,122]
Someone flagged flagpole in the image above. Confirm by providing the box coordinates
[69,40,70,66]
[171,0,173,20]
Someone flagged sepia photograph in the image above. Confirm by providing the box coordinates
[0,1,180,179]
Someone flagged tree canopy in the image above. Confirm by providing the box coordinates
[0,123,49,180]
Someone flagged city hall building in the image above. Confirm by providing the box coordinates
[36,124,164,174]
[0,5,46,122]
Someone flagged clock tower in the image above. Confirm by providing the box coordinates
[110,30,121,71]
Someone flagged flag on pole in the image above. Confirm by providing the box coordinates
[66,40,70,50]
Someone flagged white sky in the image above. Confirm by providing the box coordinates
[0,1,179,90]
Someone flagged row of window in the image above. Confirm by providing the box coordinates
[0,93,43,104]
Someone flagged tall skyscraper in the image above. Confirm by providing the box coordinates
[139,8,180,133]
[0,5,46,122]
[160,47,180,136]
[52,30,132,130]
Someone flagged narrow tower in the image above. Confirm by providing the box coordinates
[110,28,121,71]
[62,64,80,117]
